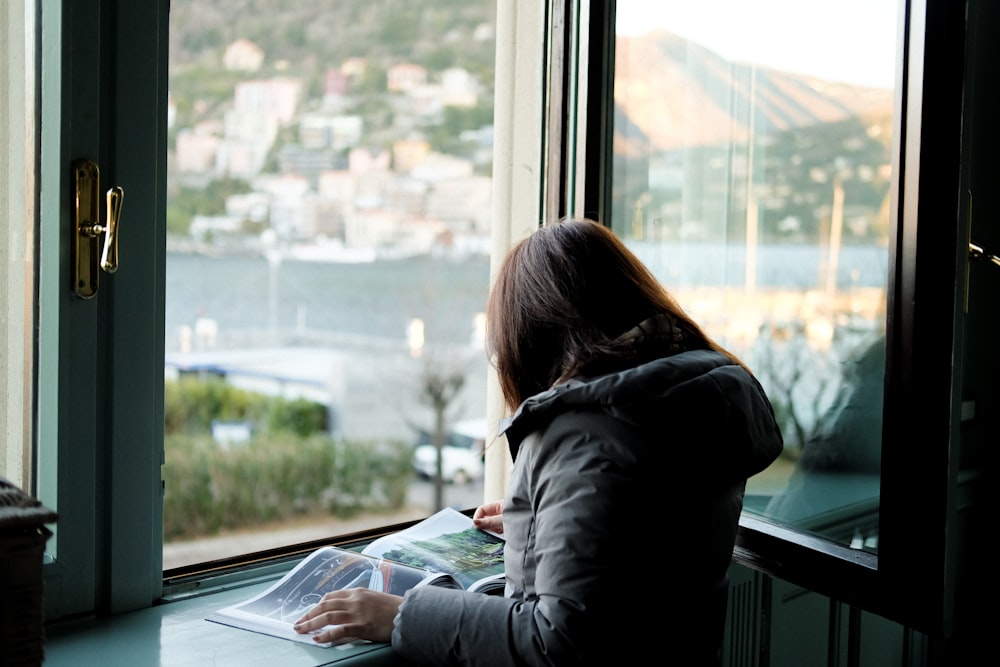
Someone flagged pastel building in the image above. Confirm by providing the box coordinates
[223,38,264,72]
[387,63,427,93]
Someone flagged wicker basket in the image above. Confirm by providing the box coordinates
[0,477,58,667]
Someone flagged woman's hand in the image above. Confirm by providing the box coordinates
[294,588,402,645]
[473,499,504,534]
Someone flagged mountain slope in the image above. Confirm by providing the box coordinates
[615,30,893,151]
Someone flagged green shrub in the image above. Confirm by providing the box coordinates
[265,397,329,437]
[162,377,410,541]
[162,432,413,540]
[164,376,327,436]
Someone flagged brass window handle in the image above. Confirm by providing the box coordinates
[969,240,1000,268]
[72,159,124,299]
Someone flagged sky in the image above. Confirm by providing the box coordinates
[615,0,899,89]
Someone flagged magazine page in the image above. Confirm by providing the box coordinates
[362,507,505,592]
[206,546,432,647]
[465,571,506,595]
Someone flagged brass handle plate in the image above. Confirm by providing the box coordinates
[72,159,123,299]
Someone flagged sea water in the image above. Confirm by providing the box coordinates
[164,242,888,442]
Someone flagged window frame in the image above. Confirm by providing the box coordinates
[37,0,975,639]
[1,0,36,490]
[42,0,169,619]
[576,0,969,636]
[41,0,550,620]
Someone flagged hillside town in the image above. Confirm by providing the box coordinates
[168,32,496,261]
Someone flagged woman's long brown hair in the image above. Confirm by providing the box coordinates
[486,218,745,412]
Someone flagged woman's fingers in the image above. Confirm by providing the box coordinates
[472,514,503,533]
[473,499,502,520]
[294,590,353,642]
[294,588,401,644]
[473,499,504,533]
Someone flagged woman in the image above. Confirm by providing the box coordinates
[294,218,784,665]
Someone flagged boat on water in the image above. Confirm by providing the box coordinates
[282,239,378,263]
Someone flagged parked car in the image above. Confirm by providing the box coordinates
[412,418,487,484]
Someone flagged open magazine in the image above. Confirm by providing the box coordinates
[206,507,506,647]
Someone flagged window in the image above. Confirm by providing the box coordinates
[163,0,501,570]
[611,0,896,551]
[36,0,547,621]
[575,0,970,635]
[28,0,972,640]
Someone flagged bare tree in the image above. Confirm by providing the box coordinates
[416,361,466,511]
[752,321,842,458]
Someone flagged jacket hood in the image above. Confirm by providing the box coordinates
[500,348,784,482]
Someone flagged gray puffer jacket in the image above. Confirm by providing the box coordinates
[392,349,783,666]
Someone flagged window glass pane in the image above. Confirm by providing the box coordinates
[166,1,497,569]
[614,0,896,552]
[0,1,36,491]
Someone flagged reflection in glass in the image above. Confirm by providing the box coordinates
[614,1,896,551]
[165,2,497,568]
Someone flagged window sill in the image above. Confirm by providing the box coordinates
[44,579,403,666]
